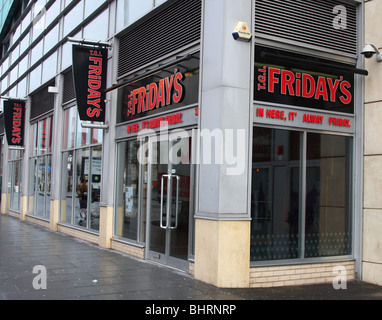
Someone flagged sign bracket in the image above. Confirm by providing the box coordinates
[81,122,109,132]
[1,96,27,101]
[8,146,25,151]
[68,37,112,49]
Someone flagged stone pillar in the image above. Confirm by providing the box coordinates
[98,43,117,249]
[49,74,64,231]
[194,0,252,288]
[363,0,382,287]
[99,206,114,248]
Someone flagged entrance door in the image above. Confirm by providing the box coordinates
[147,130,194,271]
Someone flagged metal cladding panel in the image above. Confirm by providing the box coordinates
[118,0,202,78]
[255,0,358,57]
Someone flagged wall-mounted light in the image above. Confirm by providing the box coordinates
[361,43,382,62]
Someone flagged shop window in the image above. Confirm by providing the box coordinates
[251,127,353,262]
[8,150,23,212]
[115,139,145,242]
[305,133,353,257]
[60,146,102,230]
[251,128,301,260]
[60,106,103,231]
[28,116,53,219]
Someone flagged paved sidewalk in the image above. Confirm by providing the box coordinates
[1,214,382,301]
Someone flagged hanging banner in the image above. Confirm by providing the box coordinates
[3,99,26,147]
[72,45,108,122]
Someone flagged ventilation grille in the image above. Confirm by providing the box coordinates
[63,69,75,104]
[255,0,358,57]
[30,81,55,121]
[118,0,202,78]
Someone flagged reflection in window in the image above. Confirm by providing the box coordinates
[251,127,353,262]
[9,159,22,212]
[305,133,352,257]
[115,140,145,242]
[28,116,53,219]
[63,106,103,149]
[61,151,74,224]
[60,106,103,231]
[60,147,102,231]
[251,128,300,261]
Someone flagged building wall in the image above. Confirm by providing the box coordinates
[1,0,380,290]
[363,0,382,287]
[250,261,355,288]
[0,0,167,109]
[0,0,169,221]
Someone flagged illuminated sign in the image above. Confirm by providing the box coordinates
[256,66,352,105]
[126,69,184,118]
[255,47,355,114]
[117,52,200,124]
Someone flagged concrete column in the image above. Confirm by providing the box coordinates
[99,205,114,248]
[363,0,382,287]
[98,38,117,248]
[50,74,64,231]
[194,0,252,288]
[1,139,9,215]
[20,96,32,221]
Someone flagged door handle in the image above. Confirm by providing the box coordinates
[168,175,180,230]
[160,174,169,229]
[160,174,180,230]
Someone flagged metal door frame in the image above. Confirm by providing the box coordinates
[145,128,196,272]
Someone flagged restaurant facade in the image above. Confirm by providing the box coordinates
[1,0,380,288]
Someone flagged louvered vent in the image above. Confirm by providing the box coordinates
[63,69,75,104]
[30,81,55,121]
[255,0,358,57]
[118,0,202,78]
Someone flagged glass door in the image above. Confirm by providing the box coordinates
[147,130,194,271]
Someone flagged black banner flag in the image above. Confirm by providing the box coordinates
[3,99,26,147]
[72,45,108,122]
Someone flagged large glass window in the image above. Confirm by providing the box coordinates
[305,133,353,258]
[9,150,23,212]
[60,106,103,231]
[115,139,145,243]
[251,127,353,262]
[251,128,301,261]
[28,116,53,219]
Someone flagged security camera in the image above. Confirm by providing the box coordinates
[362,43,382,61]
[362,44,377,58]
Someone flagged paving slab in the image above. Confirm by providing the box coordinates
[1,214,382,305]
